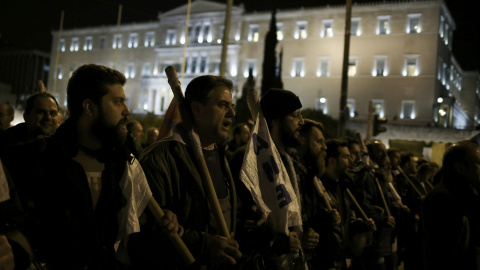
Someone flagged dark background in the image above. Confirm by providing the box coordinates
[1,0,479,70]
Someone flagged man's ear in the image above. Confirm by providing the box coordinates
[191,101,204,117]
[83,99,97,117]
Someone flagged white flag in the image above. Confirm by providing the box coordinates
[239,110,302,235]
[115,156,153,264]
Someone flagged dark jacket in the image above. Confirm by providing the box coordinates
[422,172,480,270]
[361,167,400,258]
[5,120,131,269]
[133,124,237,269]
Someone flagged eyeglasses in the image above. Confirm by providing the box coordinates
[288,113,303,121]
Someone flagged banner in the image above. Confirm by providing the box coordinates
[239,110,302,235]
[157,98,182,141]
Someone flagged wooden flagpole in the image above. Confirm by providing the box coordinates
[52,10,64,95]
[113,4,122,69]
[165,66,230,239]
[180,0,191,85]
[147,199,195,265]
[397,166,423,197]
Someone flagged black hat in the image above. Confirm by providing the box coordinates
[260,88,302,122]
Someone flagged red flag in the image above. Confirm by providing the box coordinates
[157,98,182,141]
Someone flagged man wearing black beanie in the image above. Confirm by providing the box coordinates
[259,88,321,268]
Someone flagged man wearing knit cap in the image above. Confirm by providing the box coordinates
[260,88,320,267]
[261,88,304,150]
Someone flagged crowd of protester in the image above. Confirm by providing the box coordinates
[0,64,479,270]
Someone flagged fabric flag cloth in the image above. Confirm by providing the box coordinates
[114,156,153,265]
[239,110,302,235]
[157,98,182,141]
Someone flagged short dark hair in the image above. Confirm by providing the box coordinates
[325,139,348,167]
[443,140,479,173]
[25,92,59,114]
[400,152,415,167]
[387,148,400,158]
[0,102,14,116]
[233,123,249,136]
[299,119,324,137]
[67,64,126,120]
[417,162,437,179]
[341,136,359,149]
[184,75,233,116]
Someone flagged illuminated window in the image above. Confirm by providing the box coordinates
[372,99,385,117]
[217,26,225,44]
[439,16,444,38]
[316,97,327,114]
[377,16,390,35]
[348,59,357,77]
[347,99,355,118]
[199,56,207,73]
[291,58,305,77]
[295,21,308,39]
[126,63,135,78]
[84,36,92,51]
[317,59,329,77]
[70,37,79,52]
[351,18,361,36]
[248,25,259,42]
[404,56,419,77]
[56,65,63,79]
[166,29,176,45]
[113,34,122,49]
[407,14,421,33]
[321,20,333,38]
[145,32,155,47]
[202,24,211,43]
[99,36,106,49]
[128,33,138,48]
[142,63,151,76]
[193,25,202,44]
[401,100,415,119]
[59,39,65,52]
[244,59,257,78]
[373,56,388,77]
[191,56,198,73]
[276,22,283,40]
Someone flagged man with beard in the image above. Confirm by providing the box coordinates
[297,119,342,269]
[314,139,354,270]
[356,141,402,270]
[9,64,181,269]
[0,92,59,154]
[259,88,317,267]
[135,75,242,269]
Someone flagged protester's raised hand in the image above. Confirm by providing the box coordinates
[160,209,184,237]
[209,235,242,265]
[0,235,14,270]
[302,228,319,250]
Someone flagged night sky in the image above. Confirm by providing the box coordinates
[1,0,479,70]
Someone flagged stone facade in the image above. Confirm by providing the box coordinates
[48,0,480,131]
